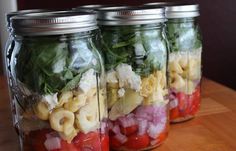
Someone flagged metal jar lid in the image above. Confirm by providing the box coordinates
[11,11,98,36]
[165,4,200,19]
[97,6,166,26]
[6,9,48,28]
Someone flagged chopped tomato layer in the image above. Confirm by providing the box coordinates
[23,130,109,151]
[170,86,201,121]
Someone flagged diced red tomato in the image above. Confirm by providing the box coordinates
[120,125,138,136]
[30,129,51,151]
[176,92,187,112]
[170,107,179,120]
[101,135,109,151]
[73,131,103,151]
[190,86,201,115]
[185,95,193,115]
[124,134,150,150]
[110,136,122,149]
[171,86,201,120]
[27,129,107,151]
[52,140,78,151]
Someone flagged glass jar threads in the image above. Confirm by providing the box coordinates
[165,4,202,123]
[10,11,108,151]
[98,7,169,150]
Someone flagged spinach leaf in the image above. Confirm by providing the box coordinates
[16,36,101,95]
[100,25,168,77]
[16,39,68,94]
[61,71,82,92]
[166,19,202,52]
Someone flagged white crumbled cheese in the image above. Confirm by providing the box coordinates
[129,74,141,91]
[106,69,118,83]
[116,63,132,87]
[92,58,97,66]
[118,88,125,97]
[42,93,58,110]
[116,63,141,91]
[52,59,66,73]
[79,69,97,93]
[134,43,146,56]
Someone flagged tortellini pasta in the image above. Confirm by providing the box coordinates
[170,73,186,90]
[169,51,201,93]
[186,59,201,80]
[49,108,75,133]
[57,91,73,107]
[34,101,50,120]
[169,60,183,74]
[64,94,87,112]
[59,128,78,143]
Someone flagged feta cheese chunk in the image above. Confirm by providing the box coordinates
[129,74,141,91]
[116,63,141,91]
[118,88,125,97]
[106,69,118,83]
[79,69,97,93]
[42,93,58,110]
[53,59,66,73]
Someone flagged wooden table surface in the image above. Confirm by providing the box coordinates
[0,76,236,151]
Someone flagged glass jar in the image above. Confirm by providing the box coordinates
[10,11,108,151]
[98,7,169,151]
[6,9,49,126]
[165,4,202,123]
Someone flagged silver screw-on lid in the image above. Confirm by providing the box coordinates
[11,11,98,36]
[6,9,48,28]
[165,4,200,18]
[97,6,166,25]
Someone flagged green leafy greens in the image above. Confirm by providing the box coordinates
[16,36,101,95]
[166,18,202,53]
[100,25,168,77]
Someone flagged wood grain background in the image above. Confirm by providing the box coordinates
[1,0,235,89]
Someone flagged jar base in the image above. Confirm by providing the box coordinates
[112,135,167,151]
[112,143,164,151]
[170,115,195,124]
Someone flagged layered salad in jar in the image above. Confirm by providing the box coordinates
[166,19,202,122]
[10,37,109,151]
[101,26,169,151]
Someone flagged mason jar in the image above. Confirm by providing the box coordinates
[165,4,202,123]
[10,11,108,151]
[6,9,48,127]
[98,7,169,150]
